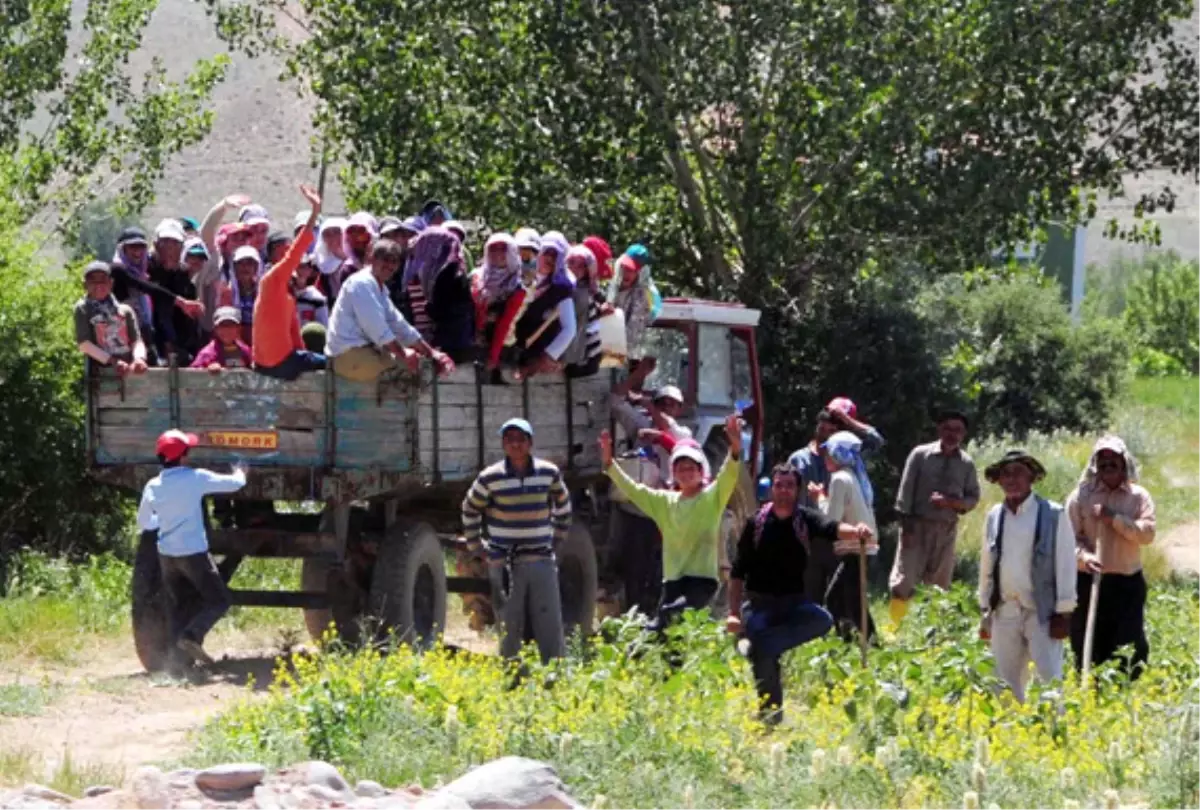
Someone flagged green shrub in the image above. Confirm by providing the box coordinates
[1123,254,1199,374]
[928,270,1128,439]
[0,226,132,574]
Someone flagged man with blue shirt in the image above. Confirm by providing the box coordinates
[461,418,572,663]
[136,429,247,667]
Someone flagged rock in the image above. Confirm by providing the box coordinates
[413,794,471,810]
[195,763,268,793]
[305,784,347,804]
[176,802,203,810]
[69,790,134,809]
[439,758,580,810]
[81,788,113,799]
[22,785,74,803]
[254,785,281,810]
[354,782,387,800]
[166,770,198,790]
[299,762,352,798]
[129,766,170,810]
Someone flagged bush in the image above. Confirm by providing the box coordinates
[195,584,1199,809]
[1123,254,1199,375]
[926,269,1128,439]
[0,226,131,574]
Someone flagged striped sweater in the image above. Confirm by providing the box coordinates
[461,457,572,559]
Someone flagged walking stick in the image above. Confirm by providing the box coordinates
[858,536,870,668]
[1081,571,1102,688]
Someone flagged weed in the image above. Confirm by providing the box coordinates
[0,681,58,717]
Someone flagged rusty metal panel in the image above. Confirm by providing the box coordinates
[208,529,339,559]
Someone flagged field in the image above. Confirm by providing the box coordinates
[0,378,1196,806]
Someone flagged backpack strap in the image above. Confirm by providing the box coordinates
[752,503,773,547]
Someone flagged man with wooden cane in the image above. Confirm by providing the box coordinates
[1066,436,1156,683]
[725,464,875,724]
[977,450,1077,702]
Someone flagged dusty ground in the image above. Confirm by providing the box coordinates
[1159,520,1200,575]
[0,611,495,786]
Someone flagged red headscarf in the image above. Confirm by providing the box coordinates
[582,236,614,281]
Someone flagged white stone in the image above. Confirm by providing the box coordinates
[439,758,580,809]
[167,770,198,790]
[306,784,347,804]
[129,766,170,810]
[413,793,472,810]
[300,761,352,799]
[195,763,268,792]
[254,784,282,810]
[354,781,387,799]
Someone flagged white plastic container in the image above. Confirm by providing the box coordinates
[595,309,628,368]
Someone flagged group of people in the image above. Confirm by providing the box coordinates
[74,188,659,387]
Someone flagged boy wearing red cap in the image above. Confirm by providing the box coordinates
[136,430,247,667]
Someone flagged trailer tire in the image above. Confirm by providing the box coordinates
[302,557,369,646]
[557,523,598,638]
[131,531,171,672]
[369,522,447,648]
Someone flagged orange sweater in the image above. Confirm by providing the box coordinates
[252,228,314,368]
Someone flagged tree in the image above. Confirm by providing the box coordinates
[205,0,1196,298]
[0,0,229,241]
[0,1,228,556]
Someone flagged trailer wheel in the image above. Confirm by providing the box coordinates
[557,523,598,638]
[369,522,447,648]
[131,531,170,672]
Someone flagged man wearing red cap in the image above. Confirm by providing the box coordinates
[136,430,248,668]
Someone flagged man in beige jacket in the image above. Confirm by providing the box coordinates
[1066,435,1156,681]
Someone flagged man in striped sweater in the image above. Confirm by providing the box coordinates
[461,418,572,662]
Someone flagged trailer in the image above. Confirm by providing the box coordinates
[86,297,764,670]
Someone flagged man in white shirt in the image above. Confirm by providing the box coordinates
[977,450,1077,702]
[136,430,247,668]
[326,239,455,381]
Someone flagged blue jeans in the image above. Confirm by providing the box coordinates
[255,350,326,381]
[743,594,833,718]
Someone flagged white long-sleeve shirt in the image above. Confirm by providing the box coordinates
[137,467,247,557]
[978,493,1077,615]
[543,297,577,361]
[326,268,423,357]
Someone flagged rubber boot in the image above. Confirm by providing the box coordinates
[888,597,909,627]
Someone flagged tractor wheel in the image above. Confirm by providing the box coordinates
[131,531,171,672]
[301,557,368,646]
[369,522,447,648]
[556,523,599,638]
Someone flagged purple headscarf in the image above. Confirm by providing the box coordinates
[537,230,573,290]
[403,226,463,303]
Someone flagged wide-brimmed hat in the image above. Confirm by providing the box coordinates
[985,449,1046,483]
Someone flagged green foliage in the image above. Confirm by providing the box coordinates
[196,584,1199,808]
[72,197,142,264]
[926,270,1129,439]
[0,0,229,239]
[205,0,1196,306]
[1123,254,1199,374]
[0,228,133,562]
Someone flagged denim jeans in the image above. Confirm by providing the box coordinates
[743,594,833,719]
[255,350,326,381]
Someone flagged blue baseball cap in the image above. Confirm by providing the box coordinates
[499,418,533,438]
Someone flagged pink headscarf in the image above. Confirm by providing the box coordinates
[479,232,521,304]
[404,226,463,303]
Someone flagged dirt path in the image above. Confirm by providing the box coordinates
[0,613,495,786]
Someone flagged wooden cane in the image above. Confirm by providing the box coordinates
[858,536,870,668]
[1081,571,1102,688]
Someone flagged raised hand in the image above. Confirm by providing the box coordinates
[724,412,744,457]
[299,183,322,213]
[224,193,252,208]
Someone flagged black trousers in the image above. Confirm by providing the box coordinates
[160,552,232,648]
[611,508,663,616]
[650,576,719,634]
[1069,570,1149,681]
[824,556,878,644]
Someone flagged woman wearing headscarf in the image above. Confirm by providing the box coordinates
[562,244,610,378]
[219,245,264,346]
[401,225,476,361]
[328,212,378,305]
[609,243,658,369]
[314,216,347,278]
[513,230,577,379]
[472,232,528,379]
[819,431,880,642]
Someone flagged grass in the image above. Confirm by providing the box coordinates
[0,747,124,796]
[0,682,58,718]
